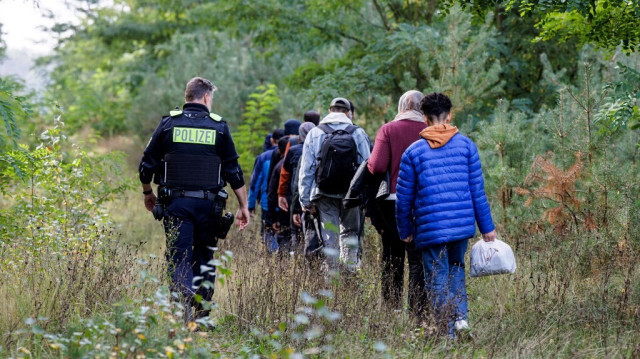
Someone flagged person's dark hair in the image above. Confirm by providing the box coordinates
[420,92,452,122]
[185,77,217,102]
[348,100,355,115]
[272,128,285,141]
[277,136,289,154]
[304,110,320,125]
[329,106,350,114]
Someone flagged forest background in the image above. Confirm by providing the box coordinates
[1,0,640,357]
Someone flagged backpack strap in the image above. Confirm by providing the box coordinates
[317,124,335,134]
[344,125,359,134]
[318,124,359,134]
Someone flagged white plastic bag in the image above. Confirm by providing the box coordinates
[470,239,516,277]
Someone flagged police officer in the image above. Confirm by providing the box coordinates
[139,77,250,321]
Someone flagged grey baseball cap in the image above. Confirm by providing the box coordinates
[330,97,351,110]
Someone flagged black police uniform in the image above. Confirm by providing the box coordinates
[139,102,244,311]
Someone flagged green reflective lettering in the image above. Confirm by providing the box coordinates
[172,127,217,145]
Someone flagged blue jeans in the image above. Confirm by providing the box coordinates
[421,238,469,336]
[262,210,279,253]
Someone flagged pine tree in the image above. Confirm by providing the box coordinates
[424,7,504,127]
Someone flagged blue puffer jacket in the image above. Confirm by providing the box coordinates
[396,130,494,250]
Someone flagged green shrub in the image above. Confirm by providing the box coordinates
[234,84,281,173]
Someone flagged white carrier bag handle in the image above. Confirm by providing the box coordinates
[470,238,517,277]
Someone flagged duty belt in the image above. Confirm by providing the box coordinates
[169,189,221,201]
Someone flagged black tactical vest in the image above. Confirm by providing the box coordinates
[162,109,225,191]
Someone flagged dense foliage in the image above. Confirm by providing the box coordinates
[451,0,640,52]
[37,0,606,136]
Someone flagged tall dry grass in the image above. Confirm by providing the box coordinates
[1,188,638,357]
[0,189,167,353]
[210,206,640,357]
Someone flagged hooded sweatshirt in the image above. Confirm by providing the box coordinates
[278,122,316,197]
[263,133,273,152]
[420,123,459,149]
[298,112,371,208]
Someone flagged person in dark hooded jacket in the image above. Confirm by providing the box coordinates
[280,122,316,250]
[249,129,284,253]
[268,119,300,191]
[267,137,292,251]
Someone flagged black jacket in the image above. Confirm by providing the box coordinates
[267,158,289,226]
[139,103,244,190]
[343,159,389,209]
[282,143,303,197]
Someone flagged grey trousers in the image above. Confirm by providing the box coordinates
[315,197,361,271]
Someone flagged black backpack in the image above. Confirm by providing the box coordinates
[315,124,359,194]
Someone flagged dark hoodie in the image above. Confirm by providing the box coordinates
[263,133,272,152]
[284,119,301,136]
[267,137,291,225]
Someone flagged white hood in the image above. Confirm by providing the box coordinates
[319,112,353,125]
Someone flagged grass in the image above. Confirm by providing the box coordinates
[1,187,639,357]
[209,216,640,358]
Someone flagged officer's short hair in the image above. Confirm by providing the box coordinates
[185,77,217,102]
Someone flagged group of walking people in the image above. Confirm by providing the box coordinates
[140,77,497,337]
[248,91,498,337]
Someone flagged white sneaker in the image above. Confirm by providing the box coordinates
[454,320,472,340]
[454,319,470,332]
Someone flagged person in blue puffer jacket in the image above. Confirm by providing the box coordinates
[396,92,498,337]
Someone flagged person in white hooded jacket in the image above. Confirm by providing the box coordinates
[298,97,371,271]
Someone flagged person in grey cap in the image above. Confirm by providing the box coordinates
[298,97,371,271]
